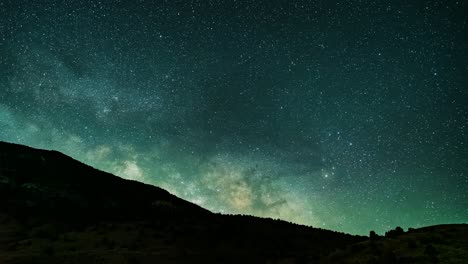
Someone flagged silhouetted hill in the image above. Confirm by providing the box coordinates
[0,141,365,263]
[0,141,209,222]
[323,224,468,264]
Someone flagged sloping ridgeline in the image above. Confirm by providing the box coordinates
[0,141,364,264]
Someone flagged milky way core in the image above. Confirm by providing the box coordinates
[1,1,467,234]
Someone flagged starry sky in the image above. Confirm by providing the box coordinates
[1,0,467,235]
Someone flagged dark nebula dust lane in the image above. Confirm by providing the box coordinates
[0,1,467,235]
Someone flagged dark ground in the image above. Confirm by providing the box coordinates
[0,141,466,263]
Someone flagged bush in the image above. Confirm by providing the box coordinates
[385,226,404,238]
[395,226,404,233]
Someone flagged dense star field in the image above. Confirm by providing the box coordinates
[0,1,467,235]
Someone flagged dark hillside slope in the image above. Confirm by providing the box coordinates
[0,141,364,263]
[0,141,209,221]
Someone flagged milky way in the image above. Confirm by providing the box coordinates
[1,1,467,234]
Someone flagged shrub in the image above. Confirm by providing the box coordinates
[385,226,404,238]
[395,226,404,234]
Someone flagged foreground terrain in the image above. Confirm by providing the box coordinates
[323,224,468,264]
[0,141,466,263]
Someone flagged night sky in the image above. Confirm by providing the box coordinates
[1,1,467,235]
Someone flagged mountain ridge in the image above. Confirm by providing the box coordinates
[0,141,210,220]
[1,141,466,263]
[0,141,364,263]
